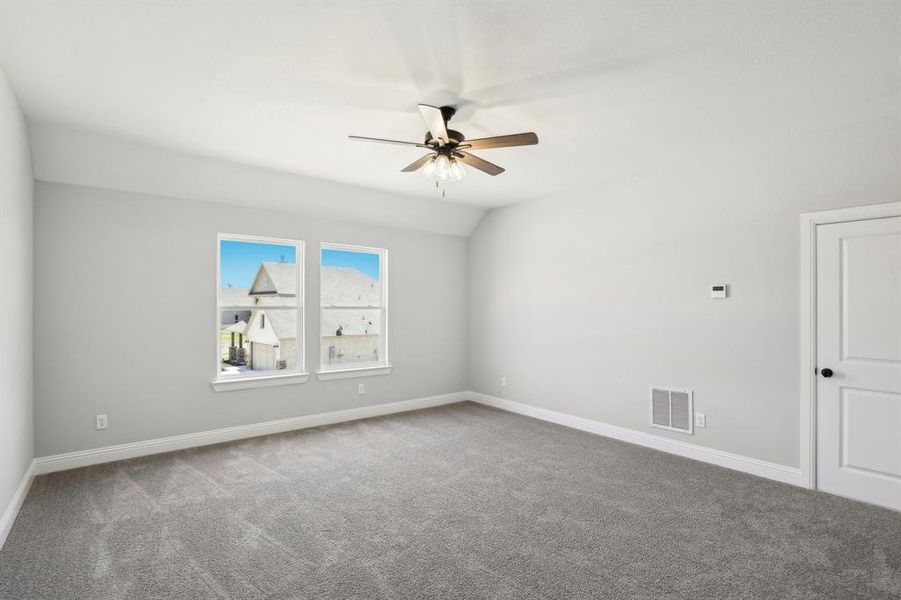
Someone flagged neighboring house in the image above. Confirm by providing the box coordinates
[219,287,253,325]
[219,287,253,366]
[245,309,296,370]
[321,267,381,366]
[222,319,248,364]
[245,262,298,370]
[248,261,296,300]
[225,261,381,371]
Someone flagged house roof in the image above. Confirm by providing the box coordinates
[223,320,248,334]
[260,309,296,341]
[244,263,377,305]
[322,309,380,337]
[219,287,254,307]
[256,296,296,307]
[321,267,378,306]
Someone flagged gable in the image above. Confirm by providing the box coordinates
[250,262,297,296]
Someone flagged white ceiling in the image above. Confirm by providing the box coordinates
[1,1,899,209]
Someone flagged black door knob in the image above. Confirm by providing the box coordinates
[820,368,833,378]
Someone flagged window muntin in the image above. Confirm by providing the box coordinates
[320,244,387,371]
[217,235,304,379]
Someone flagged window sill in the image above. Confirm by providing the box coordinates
[211,372,310,392]
[316,365,393,381]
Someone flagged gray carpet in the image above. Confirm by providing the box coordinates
[1,402,898,599]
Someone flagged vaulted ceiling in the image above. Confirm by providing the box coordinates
[1,1,899,210]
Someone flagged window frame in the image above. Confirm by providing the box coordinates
[317,242,391,379]
[213,233,308,391]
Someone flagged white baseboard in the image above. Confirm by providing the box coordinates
[22,389,798,530]
[0,460,36,550]
[469,392,801,486]
[34,392,467,475]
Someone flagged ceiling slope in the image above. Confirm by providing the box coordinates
[2,1,899,212]
[29,124,484,237]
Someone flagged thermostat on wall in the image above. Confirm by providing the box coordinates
[711,284,728,299]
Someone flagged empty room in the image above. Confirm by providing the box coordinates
[1,1,899,598]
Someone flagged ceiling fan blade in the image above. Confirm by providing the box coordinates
[463,132,539,150]
[455,152,505,176]
[401,154,435,173]
[349,135,431,148]
[418,104,449,145]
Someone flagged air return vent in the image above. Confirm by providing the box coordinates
[650,386,694,434]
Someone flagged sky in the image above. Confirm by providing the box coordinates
[321,248,380,280]
[220,241,380,288]
[220,240,296,288]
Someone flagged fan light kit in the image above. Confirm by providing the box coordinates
[422,154,466,182]
[349,104,538,183]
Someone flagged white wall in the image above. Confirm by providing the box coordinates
[34,181,468,457]
[0,71,34,513]
[468,177,899,468]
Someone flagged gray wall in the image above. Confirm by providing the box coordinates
[34,181,468,457]
[0,71,34,512]
[468,183,898,469]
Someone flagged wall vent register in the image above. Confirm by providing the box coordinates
[650,387,694,434]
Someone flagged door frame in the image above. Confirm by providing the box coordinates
[799,201,901,490]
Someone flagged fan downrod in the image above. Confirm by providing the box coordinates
[439,105,456,123]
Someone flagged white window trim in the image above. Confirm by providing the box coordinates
[213,233,308,391]
[212,372,310,392]
[316,365,393,381]
[318,242,390,378]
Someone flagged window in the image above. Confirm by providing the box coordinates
[216,234,305,387]
[319,244,388,375]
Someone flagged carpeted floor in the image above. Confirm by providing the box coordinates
[1,402,899,599]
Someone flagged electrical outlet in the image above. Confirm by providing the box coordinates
[695,413,706,428]
[357,383,365,395]
[96,414,108,430]
[500,376,507,388]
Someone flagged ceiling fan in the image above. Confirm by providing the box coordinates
[349,104,538,182]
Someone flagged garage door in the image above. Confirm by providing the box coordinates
[252,343,276,371]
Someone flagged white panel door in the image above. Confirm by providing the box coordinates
[816,216,901,510]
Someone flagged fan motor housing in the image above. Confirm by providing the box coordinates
[425,129,465,146]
